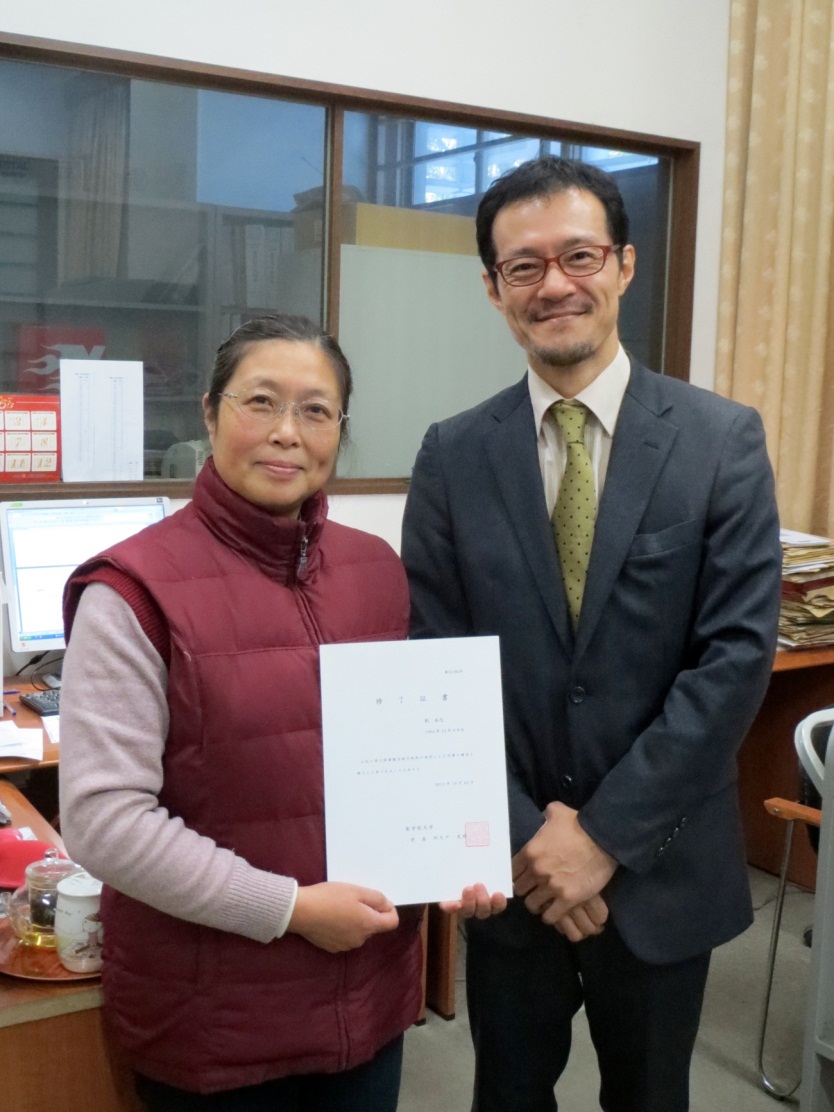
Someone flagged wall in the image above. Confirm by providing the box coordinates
[0,0,732,548]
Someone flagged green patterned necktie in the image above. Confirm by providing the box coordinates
[550,401,596,627]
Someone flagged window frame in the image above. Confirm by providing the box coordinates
[0,31,698,501]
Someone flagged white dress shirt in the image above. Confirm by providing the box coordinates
[528,345,631,517]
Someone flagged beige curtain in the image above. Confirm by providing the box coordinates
[60,77,129,286]
[716,0,834,535]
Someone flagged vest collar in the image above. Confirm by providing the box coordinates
[191,458,327,584]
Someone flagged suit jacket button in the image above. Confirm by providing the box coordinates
[560,774,574,790]
[569,686,586,704]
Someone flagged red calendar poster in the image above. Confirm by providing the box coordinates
[0,395,61,483]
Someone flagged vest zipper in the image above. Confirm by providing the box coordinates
[293,530,348,1060]
[336,953,350,1069]
[296,532,309,582]
[294,531,326,642]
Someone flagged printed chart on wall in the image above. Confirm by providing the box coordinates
[59,360,143,482]
[0,395,61,483]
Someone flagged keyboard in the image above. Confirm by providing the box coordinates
[19,689,61,716]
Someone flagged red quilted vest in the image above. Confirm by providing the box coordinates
[63,461,423,1093]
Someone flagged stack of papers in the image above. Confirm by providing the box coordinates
[779,529,834,648]
[0,721,43,762]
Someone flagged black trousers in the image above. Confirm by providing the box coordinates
[466,910,711,1112]
[135,1035,403,1112]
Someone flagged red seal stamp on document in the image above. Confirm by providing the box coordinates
[465,821,490,847]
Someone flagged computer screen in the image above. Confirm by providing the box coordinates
[0,496,171,653]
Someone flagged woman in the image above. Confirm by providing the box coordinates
[59,314,503,1111]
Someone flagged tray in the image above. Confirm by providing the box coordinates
[0,917,100,981]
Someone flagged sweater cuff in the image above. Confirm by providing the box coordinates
[221,859,298,944]
[274,881,298,939]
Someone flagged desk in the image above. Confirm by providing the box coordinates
[0,781,139,1111]
[0,682,60,774]
[738,647,834,891]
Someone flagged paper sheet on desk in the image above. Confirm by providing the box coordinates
[0,722,43,761]
[320,636,512,905]
[781,528,833,547]
[42,716,59,746]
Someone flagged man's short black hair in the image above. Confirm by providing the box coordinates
[476,156,630,278]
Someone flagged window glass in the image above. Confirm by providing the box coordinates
[0,54,677,484]
[481,138,546,191]
[577,146,659,173]
[338,112,670,478]
[414,122,478,156]
[0,59,326,478]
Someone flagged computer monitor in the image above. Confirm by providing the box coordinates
[0,496,171,654]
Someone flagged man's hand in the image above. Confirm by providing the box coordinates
[553,894,609,941]
[512,802,617,929]
[440,883,508,919]
[287,882,400,953]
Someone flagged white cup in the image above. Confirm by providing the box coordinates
[55,870,104,973]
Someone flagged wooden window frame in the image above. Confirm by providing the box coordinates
[0,32,698,501]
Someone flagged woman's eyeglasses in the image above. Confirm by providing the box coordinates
[216,390,348,431]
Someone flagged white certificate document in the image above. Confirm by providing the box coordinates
[321,636,512,905]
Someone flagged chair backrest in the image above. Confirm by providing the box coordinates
[794,708,834,796]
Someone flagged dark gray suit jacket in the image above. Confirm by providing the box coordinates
[401,360,782,964]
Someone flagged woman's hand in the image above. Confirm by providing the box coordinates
[286,882,400,953]
[439,883,508,919]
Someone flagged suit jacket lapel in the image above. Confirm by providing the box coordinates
[483,380,573,654]
[575,363,679,657]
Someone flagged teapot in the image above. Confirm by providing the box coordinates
[0,848,82,947]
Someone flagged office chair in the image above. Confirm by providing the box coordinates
[795,709,828,797]
[756,708,831,1100]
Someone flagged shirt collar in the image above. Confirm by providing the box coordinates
[528,345,631,437]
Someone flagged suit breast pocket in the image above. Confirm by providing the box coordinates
[626,518,702,561]
[615,518,703,650]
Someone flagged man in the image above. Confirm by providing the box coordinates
[401,157,781,1112]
